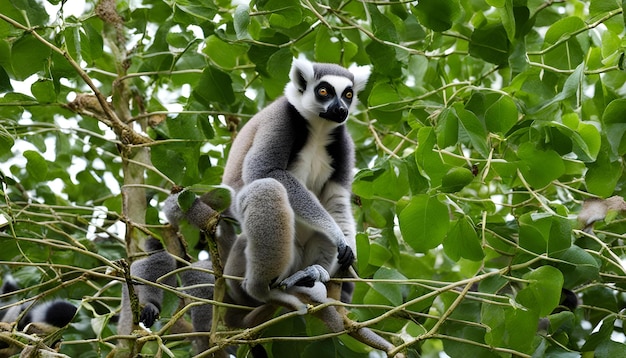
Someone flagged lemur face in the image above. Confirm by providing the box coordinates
[308,75,355,123]
[285,56,370,124]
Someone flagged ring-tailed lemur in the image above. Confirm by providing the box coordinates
[220,55,369,317]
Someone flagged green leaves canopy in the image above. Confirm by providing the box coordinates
[1,0,626,357]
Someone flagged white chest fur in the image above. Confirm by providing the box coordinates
[289,120,336,195]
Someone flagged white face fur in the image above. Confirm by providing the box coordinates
[285,57,371,124]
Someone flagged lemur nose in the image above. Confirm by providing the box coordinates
[334,106,347,118]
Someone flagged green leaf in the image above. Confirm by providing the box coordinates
[192,66,235,107]
[31,79,56,103]
[82,18,104,63]
[585,150,622,197]
[454,105,490,158]
[10,35,51,80]
[547,215,572,255]
[542,17,585,70]
[415,127,450,188]
[544,16,586,45]
[582,317,616,352]
[368,82,402,111]
[553,245,600,287]
[517,142,565,188]
[353,160,410,201]
[187,184,232,212]
[502,308,538,353]
[234,5,251,40]
[368,82,403,124]
[24,150,47,181]
[519,213,548,253]
[496,1,516,41]
[6,0,49,27]
[366,40,401,78]
[177,189,197,212]
[260,0,302,28]
[516,266,563,317]
[486,0,505,6]
[174,1,218,23]
[414,0,461,32]
[150,142,201,183]
[0,66,12,92]
[203,36,247,69]
[519,213,571,255]
[484,95,518,134]
[590,0,620,18]
[314,27,356,65]
[546,311,575,334]
[399,194,450,253]
[367,3,398,42]
[530,62,584,113]
[356,233,371,274]
[469,24,510,65]
[564,117,600,162]
[435,108,458,148]
[440,167,474,193]
[0,125,15,155]
[443,217,484,261]
[601,99,626,158]
[594,340,626,358]
[369,242,392,268]
[483,304,538,354]
[371,268,407,306]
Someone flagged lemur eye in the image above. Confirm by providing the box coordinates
[318,87,329,96]
[345,91,353,99]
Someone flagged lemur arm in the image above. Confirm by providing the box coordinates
[125,238,177,329]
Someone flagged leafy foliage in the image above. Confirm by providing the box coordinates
[1,0,626,357]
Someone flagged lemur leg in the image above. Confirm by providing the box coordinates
[234,178,296,303]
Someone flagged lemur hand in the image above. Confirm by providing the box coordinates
[337,241,355,271]
[140,302,160,328]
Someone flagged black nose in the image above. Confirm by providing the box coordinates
[320,99,349,123]
[333,106,347,118]
[320,105,348,122]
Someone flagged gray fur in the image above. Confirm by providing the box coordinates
[313,63,354,81]
[118,238,177,335]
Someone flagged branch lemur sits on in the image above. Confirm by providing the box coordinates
[124,56,404,357]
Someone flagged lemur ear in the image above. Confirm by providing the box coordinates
[290,55,315,93]
[349,64,371,94]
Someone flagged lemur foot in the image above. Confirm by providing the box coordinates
[278,265,330,289]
